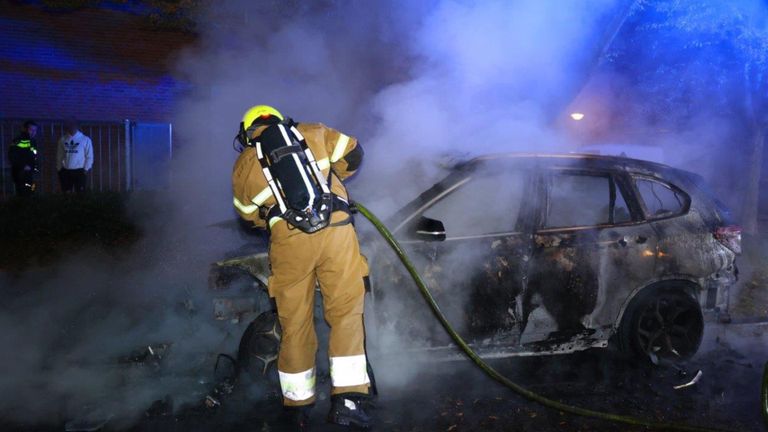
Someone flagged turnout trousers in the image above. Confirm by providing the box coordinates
[268,213,370,407]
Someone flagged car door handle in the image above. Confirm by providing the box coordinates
[617,235,647,247]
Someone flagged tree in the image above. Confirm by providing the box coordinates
[606,0,768,233]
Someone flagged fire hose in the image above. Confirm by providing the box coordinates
[763,362,768,429]
[354,201,744,432]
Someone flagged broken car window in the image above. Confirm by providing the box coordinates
[614,183,632,224]
[545,173,629,228]
[635,178,686,219]
[422,171,525,237]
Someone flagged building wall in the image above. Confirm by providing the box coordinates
[0,2,194,122]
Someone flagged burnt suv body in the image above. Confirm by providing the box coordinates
[212,153,740,370]
[368,153,739,362]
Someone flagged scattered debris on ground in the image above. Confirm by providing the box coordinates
[674,369,703,390]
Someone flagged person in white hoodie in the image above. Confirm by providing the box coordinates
[57,120,93,193]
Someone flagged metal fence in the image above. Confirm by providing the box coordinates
[0,119,132,199]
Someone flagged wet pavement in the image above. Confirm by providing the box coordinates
[129,320,767,432]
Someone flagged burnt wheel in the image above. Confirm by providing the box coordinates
[619,286,704,363]
[238,311,281,381]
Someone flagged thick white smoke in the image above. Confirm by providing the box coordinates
[167,0,623,405]
[363,0,617,210]
[5,0,705,427]
[171,0,619,218]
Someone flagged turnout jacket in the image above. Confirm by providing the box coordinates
[232,122,363,231]
[8,132,37,181]
[57,131,93,171]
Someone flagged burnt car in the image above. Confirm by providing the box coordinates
[211,153,740,373]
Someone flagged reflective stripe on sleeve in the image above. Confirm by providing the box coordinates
[278,367,316,401]
[330,134,350,163]
[269,217,282,229]
[233,197,258,214]
[252,186,273,206]
[317,157,330,171]
[330,354,370,387]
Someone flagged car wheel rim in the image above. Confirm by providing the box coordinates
[635,293,703,360]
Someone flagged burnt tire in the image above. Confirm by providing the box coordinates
[238,311,281,382]
[618,285,704,363]
[209,265,257,291]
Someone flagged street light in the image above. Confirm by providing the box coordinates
[570,112,585,121]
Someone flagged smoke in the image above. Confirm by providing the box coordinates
[169,0,625,419]
[165,0,768,428]
[7,0,766,428]
[160,0,624,422]
[170,0,620,218]
[0,240,233,427]
[361,0,620,210]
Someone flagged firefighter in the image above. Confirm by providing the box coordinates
[231,105,371,430]
[8,120,39,197]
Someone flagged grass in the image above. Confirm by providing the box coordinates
[0,192,140,272]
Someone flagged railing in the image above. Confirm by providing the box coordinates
[0,119,131,199]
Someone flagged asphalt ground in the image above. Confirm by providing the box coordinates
[1,194,767,432]
[120,327,767,432]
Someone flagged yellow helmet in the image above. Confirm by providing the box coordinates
[241,105,283,129]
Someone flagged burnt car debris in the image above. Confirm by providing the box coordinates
[210,153,741,375]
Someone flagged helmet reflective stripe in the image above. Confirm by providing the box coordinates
[233,197,258,214]
[329,354,370,387]
[278,367,316,401]
[242,105,283,129]
[330,134,350,163]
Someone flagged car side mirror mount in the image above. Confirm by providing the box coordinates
[412,216,446,242]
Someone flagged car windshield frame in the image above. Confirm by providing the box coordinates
[393,160,535,240]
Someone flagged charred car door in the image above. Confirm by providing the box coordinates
[382,160,536,348]
[523,168,657,346]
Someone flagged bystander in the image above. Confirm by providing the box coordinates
[8,120,39,197]
[56,120,93,193]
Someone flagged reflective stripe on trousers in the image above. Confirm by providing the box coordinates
[278,367,317,401]
[330,354,370,387]
[269,222,370,406]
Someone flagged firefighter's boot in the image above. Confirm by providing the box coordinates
[286,404,313,431]
[327,393,371,429]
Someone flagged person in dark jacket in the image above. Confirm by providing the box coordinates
[8,120,39,197]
